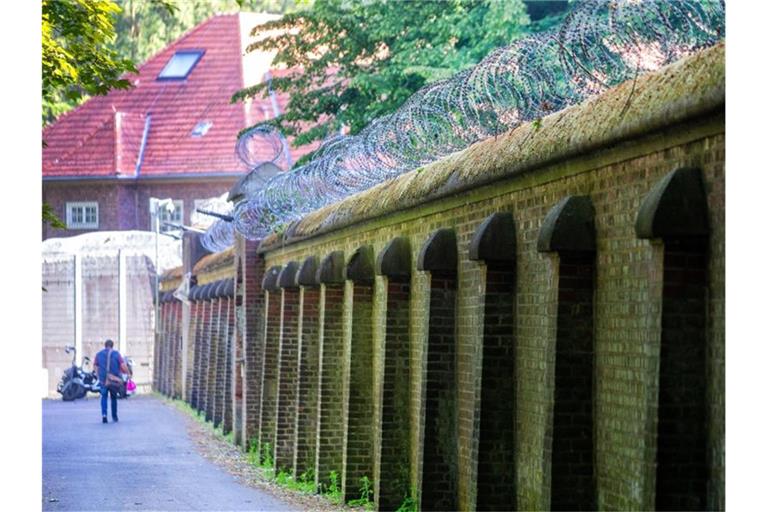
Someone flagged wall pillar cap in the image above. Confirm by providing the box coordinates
[537,195,596,253]
[376,236,411,279]
[277,261,300,289]
[417,228,457,272]
[468,212,516,264]
[635,167,709,240]
[297,256,319,286]
[262,265,282,292]
[318,251,345,284]
[345,245,374,284]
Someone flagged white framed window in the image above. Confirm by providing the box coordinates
[66,202,99,229]
[153,200,183,233]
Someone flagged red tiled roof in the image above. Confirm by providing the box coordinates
[43,13,316,178]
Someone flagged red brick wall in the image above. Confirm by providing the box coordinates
[260,291,282,460]
[205,299,221,421]
[379,280,412,509]
[208,298,227,426]
[296,287,321,477]
[198,301,212,413]
[191,301,206,409]
[241,240,265,450]
[551,253,595,511]
[43,178,237,239]
[421,273,458,511]
[344,283,375,500]
[172,300,184,399]
[275,288,301,472]
[222,296,235,434]
[655,239,708,510]
[476,266,517,510]
[317,284,345,487]
[186,301,199,404]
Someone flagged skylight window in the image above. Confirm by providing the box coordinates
[157,50,204,80]
[191,120,213,137]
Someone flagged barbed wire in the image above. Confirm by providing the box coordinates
[236,124,291,169]
[220,0,724,242]
[200,217,236,252]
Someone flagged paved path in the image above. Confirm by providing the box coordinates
[43,395,293,511]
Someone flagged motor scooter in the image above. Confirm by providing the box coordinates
[56,345,101,401]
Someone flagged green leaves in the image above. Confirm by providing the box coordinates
[234,0,531,159]
[42,0,137,125]
[43,203,66,230]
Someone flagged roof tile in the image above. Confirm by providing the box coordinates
[43,13,316,178]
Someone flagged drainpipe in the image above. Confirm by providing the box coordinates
[114,111,123,175]
[135,114,152,176]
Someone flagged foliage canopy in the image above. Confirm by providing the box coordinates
[42,0,138,124]
[113,0,305,66]
[233,0,531,158]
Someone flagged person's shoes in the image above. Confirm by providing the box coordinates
[112,417,118,423]
[102,416,108,424]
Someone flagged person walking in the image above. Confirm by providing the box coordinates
[92,339,128,424]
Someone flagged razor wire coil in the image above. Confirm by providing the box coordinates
[214,0,724,243]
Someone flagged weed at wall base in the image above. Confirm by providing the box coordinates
[319,470,342,505]
[347,475,374,510]
[395,486,420,512]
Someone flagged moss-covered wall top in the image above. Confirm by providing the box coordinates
[260,42,724,252]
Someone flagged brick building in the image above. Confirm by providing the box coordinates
[42,12,312,240]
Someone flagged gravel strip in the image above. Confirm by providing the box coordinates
[166,399,362,512]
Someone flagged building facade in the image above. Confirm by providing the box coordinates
[42,12,312,239]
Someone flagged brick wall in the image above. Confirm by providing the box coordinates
[476,266,517,510]
[241,240,265,450]
[206,298,222,421]
[420,273,458,511]
[295,287,321,478]
[550,253,595,511]
[259,291,282,460]
[174,300,182,398]
[655,239,708,510]
[213,298,228,426]
[187,301,199,404]
[198,300,212,414]
[255,125,725,510]
[151,50,724,511]
[222,296,235,434]
[275,288,301,472]
[378,280,412,509]
[344,283,375,500]
[316,284,345,487]
[191,301,206,409]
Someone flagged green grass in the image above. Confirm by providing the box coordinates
[160,395,357,510]
[275,469,316,494]
[160,394,235,446]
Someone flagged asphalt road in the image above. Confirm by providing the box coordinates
[43,395,293,511]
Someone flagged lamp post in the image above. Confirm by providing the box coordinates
[150,198,175,342]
